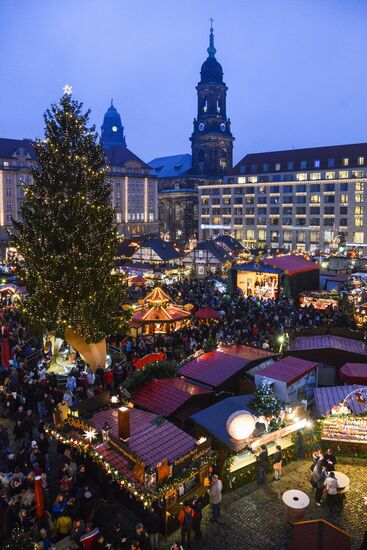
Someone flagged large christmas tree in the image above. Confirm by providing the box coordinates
[250,379,282,417]
[10,88,127,366]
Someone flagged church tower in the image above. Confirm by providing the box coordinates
[101,100,127,148]
[190,23,234,176]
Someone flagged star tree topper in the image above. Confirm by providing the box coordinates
[63,83,73,96]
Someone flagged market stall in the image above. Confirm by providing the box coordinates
[299,291,339,310]
[47,392,215,534]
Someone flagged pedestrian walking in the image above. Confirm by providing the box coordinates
[208,474,223,523]
[272,445,283,481]
[257,444,269,485]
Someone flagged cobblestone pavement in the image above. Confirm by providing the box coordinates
[164,459,367,550]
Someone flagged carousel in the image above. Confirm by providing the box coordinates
[130,287,191,339]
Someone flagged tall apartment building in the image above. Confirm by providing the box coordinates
[198,143,367,251]
[0,102,158,241]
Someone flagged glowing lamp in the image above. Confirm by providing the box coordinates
[226,411,256,441]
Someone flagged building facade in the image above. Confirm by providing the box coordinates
[149,24,234,242]
[199,143,367,251]
[0,103,159,240]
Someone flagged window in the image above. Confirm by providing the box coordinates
[116,213,122,223]
[6,187,11,196]
[296,218,306,226]
[234,208,242,215]
[340,206,348,215]
[238,177,246,184]
[270,207,279,214]
[234,218,242,225]
[324,195,335,203]
[327,158,335,168]
[287,161,294,170]
[324,206,334,214]
[272,174,282,182]
[283,185,293,193]
[258,207,267,215]
[325,172,335,179]
[263,163,269,172]
[323,218,334,226]
[356,194,363,203]
[310,217,320,226]
[283,207,293,215]
[310,172,321,180]
[358,156,365,165]
[198,266,205,275]
[310,184,320,192]
[282,217,292,225]
[6,214,11,223]
[297,185,307,192]
[246,186,255,194]
[258,217,266,225]
[296,207,306,214]
[270,197,279,204]
[245,229,254,240]
[258,197,267,204]
[339,171,349,178]
[5,175,11,183]
[340,182,348,191]
[6,202,12,210]
[310,207,320,214]
[248,176,258,183]
[275,163,281,171]
[354,232,364,244]
[258,229,267,240]
[300,161,307,169]
[314,160,321,168]
[343,158,349,166]
[270,185,280,193]
[212,198,220,205]
[325,183,335,192]
[223,197,231,205]
[340,194,348,203]
[234,197,243,204]
[245,196,254,204]
[340,218,348,226]
[245,217,254,225]
[296,196,306,204]
[234,186,244,194]
[355,216,364,227]
[311,231,319,242]
[283,196,293,204]
[355,206,364,215]
[251,164,257,173]
[352,170,364,178]
[310,195,320,203]
[356,182,364,191]
[116,179,121,187]
[213,217,221,225]
[296,173,307,181]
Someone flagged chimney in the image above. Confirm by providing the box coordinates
[118,406,130,440]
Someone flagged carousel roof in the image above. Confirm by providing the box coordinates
[131,286,191,324]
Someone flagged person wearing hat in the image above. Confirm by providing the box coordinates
[110,522,127,549]
[191,494,203,541]
[133,523,149,550]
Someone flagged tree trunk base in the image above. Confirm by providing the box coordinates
[64,328,106,372]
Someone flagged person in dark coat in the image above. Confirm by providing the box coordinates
[323,448,337,472]
[146,507,161,550]
[133,523,149,550]
[256,444,269,485]
[191,494,203,541]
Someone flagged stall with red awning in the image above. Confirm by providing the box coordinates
[340,363,367,384]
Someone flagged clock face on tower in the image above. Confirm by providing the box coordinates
[198,122,205,132]
[112,125,118,132]
[220,123,226,132]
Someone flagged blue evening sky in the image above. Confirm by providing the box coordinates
[0,0,366,163]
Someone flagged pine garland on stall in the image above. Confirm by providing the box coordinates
[9,91,127,342]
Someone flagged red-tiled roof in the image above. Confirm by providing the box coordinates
[133,378,212,416]
[340,363,367,384]
[263,255,319,275]
[256,356,317,385]
[178,346,275,388]
[290,335,367,356]
[314,385,367,416]
[91,407,196,466]
[96,443,145,489]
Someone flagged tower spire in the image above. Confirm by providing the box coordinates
[207,18,216,58]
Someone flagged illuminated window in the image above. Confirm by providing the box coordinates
[213,217,221,225]
[340,194,348,203]
[6,187,11,196]
[248,176,258,183]
[310,195,320,203]
[354,231,364,243]
[358,156,365,165]
[343,158,349,166]
[300,161,307,169]
[355,217,363,227]
[5,175,11,183]
[311,231,319,242]
[355,206,364,215]
[296,173,307,181]
[116,213,122,223]
[325,172,335,179]
[356,182,364,191]
[338,171,349,178]
[245,229,254,240]
[275,163,281,171]
[314,160,320,168]
[238,177,246,184]
[352,170,364,178]
[258,229,267,240]
[356,194,363,203]
[310,172,321,180]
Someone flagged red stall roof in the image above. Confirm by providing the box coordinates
[195,306,221,320]
[133,377,212,417]
[340,363,367,384]
[290,335,367,356]
[178,346,275,388]
[263,255,319,275]
[256,356,316,386]
[91,407,196,466]
[314,384,367,416]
